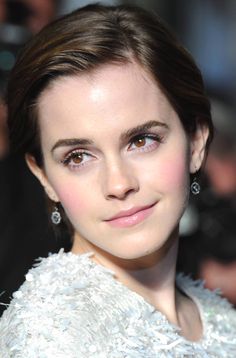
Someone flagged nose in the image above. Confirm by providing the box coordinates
[102,159,139,200]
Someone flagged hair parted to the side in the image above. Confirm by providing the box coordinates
[6,3,213,234]
[7,3,213,164]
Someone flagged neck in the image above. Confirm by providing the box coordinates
[72,230,180,326]
[72,230,203,341]
[126,239,179,323]
[99,239,179,325]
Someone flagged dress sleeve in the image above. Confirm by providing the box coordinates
[0,290,101,358]
[0,301,80,357]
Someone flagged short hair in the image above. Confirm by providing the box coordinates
[7,3,213,166]
[7,4,214,236]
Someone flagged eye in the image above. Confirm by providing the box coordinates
[133,137,147,148]
[128,133,163,152]
[61,150,93,169]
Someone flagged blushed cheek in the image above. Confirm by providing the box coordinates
[54,184,89,221]
[152,155,189,192]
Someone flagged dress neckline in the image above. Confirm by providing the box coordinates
[67,249,205,344]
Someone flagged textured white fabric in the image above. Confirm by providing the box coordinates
[1,249,236,357]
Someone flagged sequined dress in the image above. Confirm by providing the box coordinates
[1,250,236,357]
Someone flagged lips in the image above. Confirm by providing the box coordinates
[105,203,156,228]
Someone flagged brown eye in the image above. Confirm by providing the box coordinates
[128,133,163,153]
[134,137,146,147]
[71,152,83,164]
[62,150,93,169]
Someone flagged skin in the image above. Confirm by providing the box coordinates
[27,61,208,341]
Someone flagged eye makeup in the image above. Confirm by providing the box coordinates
[59,131,166,172]
[61,149,95,170]
[52,119,169,171]
[127,133,164,152]
[51,120,169,154]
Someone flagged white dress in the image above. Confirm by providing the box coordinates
[1,249,236,357]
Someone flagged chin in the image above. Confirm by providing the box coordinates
[115,228,178,262]
[106,238,169,261]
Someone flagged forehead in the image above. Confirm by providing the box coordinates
[37,62,176,140]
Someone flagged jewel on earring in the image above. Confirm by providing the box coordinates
[191,178,201,195]
[51,205,61,225]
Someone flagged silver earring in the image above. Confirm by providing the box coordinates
[191,178,201,195]
[51,205,61,225]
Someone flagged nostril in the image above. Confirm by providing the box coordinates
[106,187,138,200]
[102,161,139,200]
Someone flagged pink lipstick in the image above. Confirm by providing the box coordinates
[105,203,156,228]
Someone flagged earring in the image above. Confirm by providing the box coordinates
[51,205,61,225]
[191,177,201,195]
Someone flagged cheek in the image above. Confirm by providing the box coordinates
[141,136,190,193]
[50,178,90,220]
[159,157,189,190]
[142,148,190,192]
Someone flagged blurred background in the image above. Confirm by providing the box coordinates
[0,0,236,315]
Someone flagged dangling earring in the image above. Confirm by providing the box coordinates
[191,177,201,195]
[51,204,61,225]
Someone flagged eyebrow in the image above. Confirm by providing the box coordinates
[51,120,169,153]
[51,138,93,153]
[120,120,168,142]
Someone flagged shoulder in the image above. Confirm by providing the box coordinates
[177,273,236,316]
[0,250,114,356]
[2,249,102,308]
[177,274,236,355]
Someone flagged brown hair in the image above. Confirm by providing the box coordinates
[7,3,213,164]
[6,4,213,234]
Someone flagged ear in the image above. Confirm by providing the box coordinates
[189,122,209,174]
[25,154,60,202]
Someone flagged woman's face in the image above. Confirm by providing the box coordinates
[31,62,204,260]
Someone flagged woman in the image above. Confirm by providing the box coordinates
[1,4,235,357]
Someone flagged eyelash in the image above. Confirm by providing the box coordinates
[61,132,164,170]
[127,133,164,152]
[61,150,91,169]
